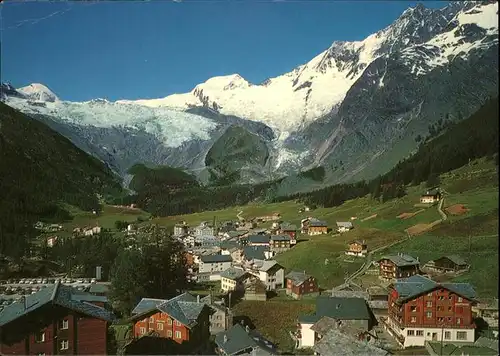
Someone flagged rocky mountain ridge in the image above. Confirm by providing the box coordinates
[2,1,498,186]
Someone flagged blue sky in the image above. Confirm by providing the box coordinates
[2,0,446,101]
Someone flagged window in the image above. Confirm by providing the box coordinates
[175,331,182,339]
[140,327,146,335]
[444,331,451,340]
[426,311,432,318]
[458,297,463,302]
[35,332,45,343]
[427,292,433,297]
[157,323,164,330]
[416,330,424,336]
[59,319,69,330]
[438,317,444,323]
[60,340,69,350]
[149,317,154,323]
[438,296,444,300]
[167,330,172,337]
[456,331,467,340]
[175,320,181,326]
[217,323,222,328]
[167,318,172,325]
[407,330,415,336]
[410,306,417,312]
[457,318,462,325]
[411,316,417,323]
[448,306,452,311]
[437,306,443,311]
[426,301,433,307]
[216,315,221,320]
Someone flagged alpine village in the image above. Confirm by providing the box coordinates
[1,1,499,356]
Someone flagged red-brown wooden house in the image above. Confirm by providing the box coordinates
[285,271,319,300]
[0,281,115,355]
[385,275,477,348]
[128,293,212,353]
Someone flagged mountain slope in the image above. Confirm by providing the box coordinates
[0,102,122,258]
[3,1,498,187]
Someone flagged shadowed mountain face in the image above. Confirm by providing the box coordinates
[3,2,498,187]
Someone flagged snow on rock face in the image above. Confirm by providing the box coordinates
[5,95,217,148]
[17,83,59,103]
[113,2,495,133]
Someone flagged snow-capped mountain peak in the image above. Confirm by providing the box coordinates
[109,1,497,133]
[17,83,59,103]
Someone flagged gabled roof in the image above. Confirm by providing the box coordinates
[215,324,276,355]
[313,328,389,356]
[130,293,209,329]
[0,282,115,326]
[220,267,248,281]
[286,271,311,286]
[247,235,270,244]
[422,188,440,196]
[243,246,269,261]
[258,260,283,272]
[227,230,248,238]
[348,240,366,246]
[200,254,233,263]
[393,275,477,303]
[378,253,419,267]
[270,235,291,242]
[131,298,167,315]
[308,219,328,227]
[299,297,371,324]
[436,255,468,266]
[280,223,297,231]
[336,222,353,228]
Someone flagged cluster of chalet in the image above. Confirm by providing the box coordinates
[34,222,63,233]
[73,224,102,237]
[0,281,115,355]
[292,270,485,352]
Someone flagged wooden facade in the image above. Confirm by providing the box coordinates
[378,254,420,280]
[346,241,368,257]
[0,285,113,355]
[286,272,319,299]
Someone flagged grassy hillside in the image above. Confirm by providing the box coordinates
[155,158,498,296]
[0,102,123,258]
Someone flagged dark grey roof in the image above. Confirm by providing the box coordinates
[247,235,270,244]
[393,275,476,302]
[313,328,390,356]
[336,222,353,228]
[227,230,248,238]
[243,246,268,261]
[309,219,328,227]
[215,324,277,355]
[220,267,248,281]
[0,282,115,326]
[132,297,167,315]
[286,271,310,286]
[219,241,241,250]
[438,255,468,266]
[200,254,233,263]
[299,297,371,324]
[88,283,110,294]
[270,235,291,241]
[280,224,297,231]
[422,188,440,196]
[156,293,207,329]
[378,253,419,267]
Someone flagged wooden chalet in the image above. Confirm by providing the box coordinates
[129,293,212,353]
[419,188,442,204]
[345,240,367,257]
[243,279,268,301]
[385,275,477,348]
[301,218,328,235]
[285,271,319,300]
[424,255,470,273]
[0,281,115,355]
[377,253,420,280]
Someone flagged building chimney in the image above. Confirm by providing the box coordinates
[19,296,27,310]
[336,304,341,309]
[223,335,228,343]
[197,295,200,303]
[240,319,245,326]
[245,325,250,333]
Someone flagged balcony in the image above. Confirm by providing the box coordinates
[390,317,476,330]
